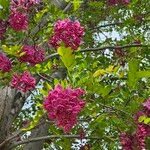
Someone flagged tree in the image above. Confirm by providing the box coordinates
[0,0,150,149]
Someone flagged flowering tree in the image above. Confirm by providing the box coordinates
[0,0,150,149]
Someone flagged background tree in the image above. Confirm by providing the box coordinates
[0,0,150,150]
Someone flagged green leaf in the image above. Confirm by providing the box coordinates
[138,115,146,123]
[57,46,75,71]
[136,70,150,78]
[144,118,150,124]
[0,0,9,19]
[139,116,150,125]
[127,58,140,88]
[21,109,44,131]
[93,69,106,77]
[2,45,22,57]
[65,0,82,10]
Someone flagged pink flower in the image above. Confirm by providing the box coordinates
[43,84,86,133]
[49,19,84,50]
[11,71,36,92]
[0,53,12,72]
[0,20,8,40]
[135,123,150,150]
[19,45,45,65]
[143,98,150,112]
[9,11,28,31]
[11,0,40,10]
[119,132,133,150]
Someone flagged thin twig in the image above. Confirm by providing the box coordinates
[10,135,100,149]
[45,44,149,60]
[37,73,53,83]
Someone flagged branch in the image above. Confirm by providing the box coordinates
[37,73,53,83]
[10,135,100,149]
[98,102,131,117]
[45,44,149,60]
[80,44,148,52]
[90,22,122,30]
[0,115,47,148]
[89,98,131,117]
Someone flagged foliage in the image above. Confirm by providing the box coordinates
[0,0,150,150]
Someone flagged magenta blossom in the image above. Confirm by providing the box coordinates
[135,123,150,150]
[0,53,12,72]
[119,132,133,150]
[11,71,36,92]
[49,19,84,50]
[19,45,45,65]
[143,98,150,112]
[43,84,86,133]
[10,0,40,10]
[9,11,28,31]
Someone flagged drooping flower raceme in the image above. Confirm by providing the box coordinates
[119,132,133,150]
[9,11,28,31]
[43,84,86,133]
[11,71,36,92]
[0,53,12,72]
[49,19,84,50]
[135,123,150,150]
[0,20,7,40]
[120,98,150,149]
[19,45,45,65]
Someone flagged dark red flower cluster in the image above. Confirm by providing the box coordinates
[43,84,86,133]
[120,98,150,150]
[107,0,130,5]
[0,20,8,40]
[11,71,36,92]
[9,11,28,31]
[0,53,12,72]
[19,45,45,65]
[49,19,84,50]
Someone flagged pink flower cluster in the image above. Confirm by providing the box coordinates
[19,45,45,65]
[120,132,133,150]
[0,53,12,72]
[11,71,36,92]
[0,20,8,40]
[49,19,84,50]
[9,0,40,31]
[107,0,130,5]
[120,98,150,150]
[43,84,86,133]
[136,123,150,149]
[11,0,40,10]
[9,11,28,31]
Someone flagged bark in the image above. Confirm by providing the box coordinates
[0,86,29,149]
[23,118,49,150]
[0,87,16,143]
[50,0,67,9]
